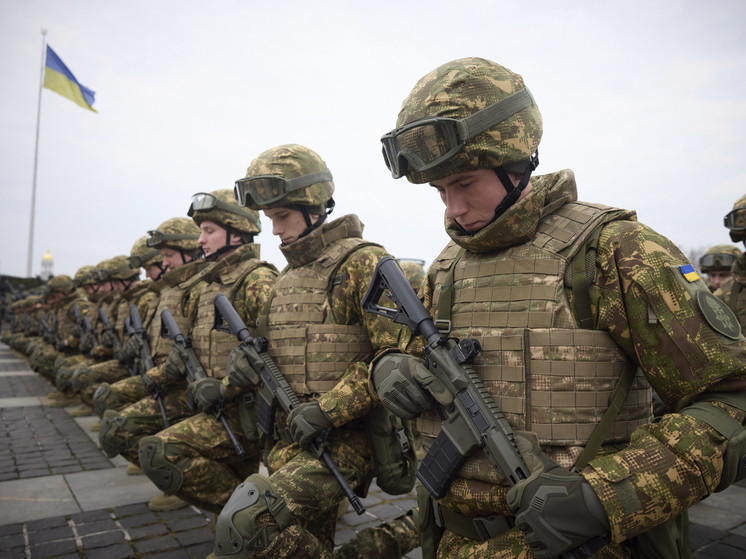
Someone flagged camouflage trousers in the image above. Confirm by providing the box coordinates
[335,508,419,559]
[104,383,193,464]
[54,354,90,393]
[244,426,375,558]
[28,341,59,379]
[93,375,150,417]
[139,400,262,513]
[71,359,132,405]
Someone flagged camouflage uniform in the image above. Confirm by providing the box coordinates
[136,192,277,513]
[700,244,741,293]
[373,58,746,559]
[715,194,746,331]
[98,217,209,461]
[215,145,409,558]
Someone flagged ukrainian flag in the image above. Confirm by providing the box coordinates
[43,45,97,113]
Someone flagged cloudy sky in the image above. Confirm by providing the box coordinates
[1,0,745,280]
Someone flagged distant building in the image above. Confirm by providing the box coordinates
[40,249,54,281]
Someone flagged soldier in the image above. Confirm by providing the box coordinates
[715,194,746,330]
[136,189,277,513]
[368,57,746,559]
[93,218,205,420]
[213,144,415,558]
[398,258,427,292]
[700,244,741,292]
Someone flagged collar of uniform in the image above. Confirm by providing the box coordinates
[160,258,208,288]
[733,251,746,287]
[444,169,578,253]
[280,214,364,268]
[209,242,261,280]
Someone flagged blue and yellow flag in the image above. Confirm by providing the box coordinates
[43,45,97,113]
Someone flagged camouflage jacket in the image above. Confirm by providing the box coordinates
[269,214,401,427]
[404,170,746,544]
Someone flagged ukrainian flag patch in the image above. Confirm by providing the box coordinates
[679,264,700,282]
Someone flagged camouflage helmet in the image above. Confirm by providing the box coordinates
[147,217,201,252]
[101,255,140,281]
[45,274,74,295]
[384,57,542,184]
[724,194,746,242]
[700,244,742,273]
[188,189,261,238]
[236,144,335,215]
[129,235,162,269]
[73,265,97,288]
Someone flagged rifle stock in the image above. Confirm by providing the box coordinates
[98,307,122,353]
[127,305,168,427]
[160,308,244,456]
[213,292,366,515]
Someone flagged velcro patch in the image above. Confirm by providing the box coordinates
[696,290,742,340]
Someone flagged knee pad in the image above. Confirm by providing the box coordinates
[138,436,186,494]
[215,474,293,558]
[71,365,101,393]
[92,383,119,418]
[99,410,141,458]
[55,367,75,391]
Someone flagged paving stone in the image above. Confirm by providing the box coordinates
[80,529,128,549]
[129,521,169,540]
[133,533,180,554]
[84,542,134,559]
[174,525,214,546]
[30,537,80,557]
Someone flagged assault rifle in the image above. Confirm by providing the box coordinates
[362,256,605,559]
[98,307,122,355]
[73,304,98,355]
[160,308,245,456]
[126,305,169,428]
[213,292,366,515]
[40,313,56,344]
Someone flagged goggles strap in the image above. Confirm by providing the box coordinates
[457,88,536,140]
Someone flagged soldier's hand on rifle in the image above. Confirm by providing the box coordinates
[191,377,226,411]
[506,435,610,559]
[79,332,95,354]
[141,373,161,395]
[100,330,115,349]
[164,347,188,380]
[119,335,143,363]
[371,353,452,419]
[226,347,260,389]
[287,401,334,450]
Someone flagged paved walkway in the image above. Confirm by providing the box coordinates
[0,341,744,558]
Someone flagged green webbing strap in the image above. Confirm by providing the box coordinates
[435,248,466,334]
[460,88,536,140]
[573,364,637,471]
[571,243,594,329]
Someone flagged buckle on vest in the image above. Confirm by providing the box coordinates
[434,319,451,335]
[432,499,512,541]
[242,391,255,407]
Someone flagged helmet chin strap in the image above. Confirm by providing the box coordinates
[204,225,242,261]
[492,151,539,221]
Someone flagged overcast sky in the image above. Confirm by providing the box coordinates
[1,0,745,280]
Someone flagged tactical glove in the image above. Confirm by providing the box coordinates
[226,346,260,389]
[164,347,188,381]
[141,373,161,396]
[100,330,115,349]
[119,335,143,364]
[506,436,610,559]
[190,377,226,411]
[79,332,95,354]
[371,353,452,419]
[287,401,334,450]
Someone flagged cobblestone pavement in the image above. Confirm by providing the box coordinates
[1,341,744,558]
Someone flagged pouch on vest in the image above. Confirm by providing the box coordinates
[368,404,417,495]
[416,483,442,559]
[237,390,260,442]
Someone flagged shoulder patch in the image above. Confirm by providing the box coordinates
[695,289,743,340]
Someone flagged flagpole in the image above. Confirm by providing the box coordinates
[27,29,47,278]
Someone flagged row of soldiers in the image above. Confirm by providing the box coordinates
[3,56,746,559]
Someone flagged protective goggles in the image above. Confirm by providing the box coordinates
[146,229,198,248]
[234,171,333,207]
[128,248,161,268]
[700,252,738,270]
[187,192,262,228]
[94,268,111,281]
[724,208,746,231]
[380,88,536,179]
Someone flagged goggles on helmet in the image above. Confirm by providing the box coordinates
[234,171,333,207]
[187,192,261,228]
[700,252,737,270]
[128,252,157,268]
[380,88,536,179]
[146,230,198,248]
[95,268,111,281]
[724,208,746,231]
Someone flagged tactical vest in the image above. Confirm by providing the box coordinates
[723,279,746,332]
[260,237,378,396]
[418,201,652,461]
[190,247,269,379]
[56,292,87,342]
[114,281,151,336]
[146,261,212,366]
